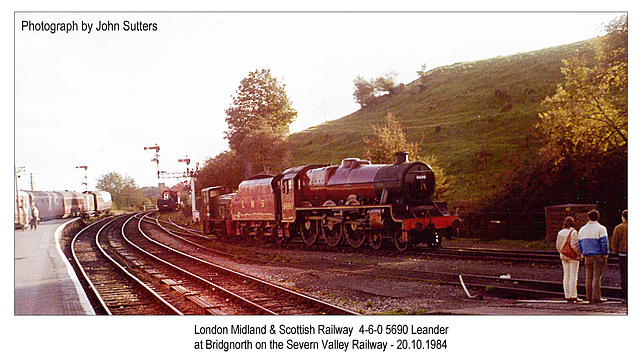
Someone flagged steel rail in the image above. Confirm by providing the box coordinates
[134,212,359,315]
[71,217,116,315]
[148,222,624,301]
[151,213,626,302]
[72,214,184,315]
[126,212,279,314]
[97,215,184,315]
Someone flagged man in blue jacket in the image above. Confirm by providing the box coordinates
[577,210,609,303]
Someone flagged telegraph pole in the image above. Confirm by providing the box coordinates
[14,165,25,223]
[76,165,88,191]
[28,172,38,190]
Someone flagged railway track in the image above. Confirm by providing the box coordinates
[133,212,357,315]
[70,212,358,315]
[149,214,624,302]
[157,216,620,265]
[71,215,183,315]
[155,216,559,262]
[434,246,619,266]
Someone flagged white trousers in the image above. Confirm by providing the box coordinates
[562,259,580,299]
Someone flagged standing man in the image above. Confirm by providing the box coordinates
[611,210,628,302]
[29,203,39,230]
[577,209,609,303]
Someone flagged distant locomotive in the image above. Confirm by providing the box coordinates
[14,190,112,229]
[201,152,458,251]
[157,189,180,213]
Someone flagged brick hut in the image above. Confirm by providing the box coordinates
[544,204,597,242]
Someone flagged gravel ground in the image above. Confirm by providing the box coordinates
[200,237,627,315]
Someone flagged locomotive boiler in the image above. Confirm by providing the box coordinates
[201,152,458,251]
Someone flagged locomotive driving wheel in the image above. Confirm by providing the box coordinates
[345,221,366,248]
[369,231,383,250]
[322,216,343,247]
[299,218,319,246]
[394,229,410,252]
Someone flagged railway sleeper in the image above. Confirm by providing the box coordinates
[265,303,299,312]
[187,295,224,315]
[105,299,149,308]
[130,259,145,267]
[144,268,165,278]
[206,307,228,315]
[171,284,199,297]
[162,278,180,286]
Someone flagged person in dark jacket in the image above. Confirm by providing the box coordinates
[577,210,609,303]
[610,209,627,301]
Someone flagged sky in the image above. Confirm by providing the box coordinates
[13,11,624,191]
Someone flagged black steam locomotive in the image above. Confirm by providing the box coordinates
[201,152,458,251]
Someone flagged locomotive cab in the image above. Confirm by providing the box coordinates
[201,186,233,235]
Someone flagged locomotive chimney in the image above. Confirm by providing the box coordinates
[394,152,409,165]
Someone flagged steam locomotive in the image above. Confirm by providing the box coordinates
[201,152,458,251]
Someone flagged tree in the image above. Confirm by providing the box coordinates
[237,128,291,177]
[363,112,450,198]
[421,154,451,200]
[417,63,429,78]
[353,72,398,109]
[353,75,376,109]
[363,112,421,164]
[536,15,627,176]
[96,172,145,210]
[224,69,297,152]
[195,151,244,191]
[374,71,398,96]
[510,15,629,221]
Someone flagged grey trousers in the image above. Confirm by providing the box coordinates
[584,255,608,301]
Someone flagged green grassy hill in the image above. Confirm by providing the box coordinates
[289,40,594,207]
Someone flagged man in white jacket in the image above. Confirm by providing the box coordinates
[577,210,609,303]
